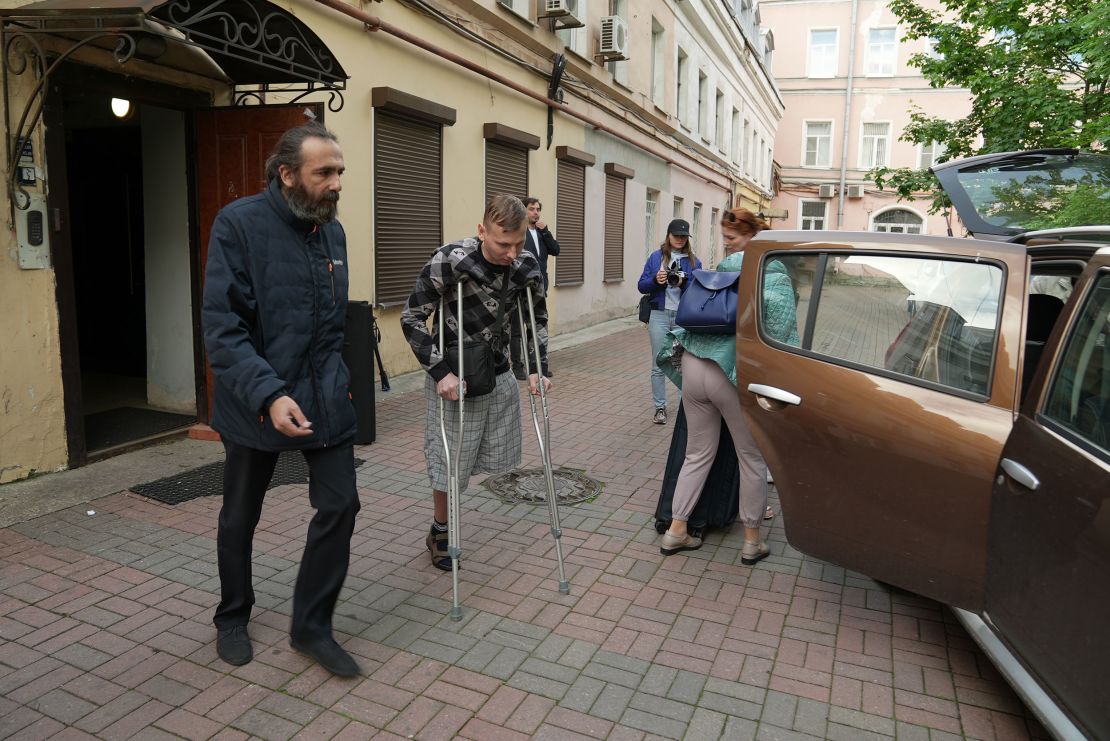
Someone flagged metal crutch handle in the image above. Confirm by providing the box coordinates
[519,283,570,595]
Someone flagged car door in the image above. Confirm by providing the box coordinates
[985,250,1110,740]
[735,231,1029,611]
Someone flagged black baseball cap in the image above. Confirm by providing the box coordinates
[666,218,690,236]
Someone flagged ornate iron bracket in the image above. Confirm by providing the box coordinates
[233,81,345,113]
[2,22,142,216]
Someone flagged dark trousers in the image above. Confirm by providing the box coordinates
[213,440,359,641]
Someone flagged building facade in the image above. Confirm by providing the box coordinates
[0,0,780,481]
[760,0,970,235]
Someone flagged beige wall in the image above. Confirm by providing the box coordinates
[0,0,780,479]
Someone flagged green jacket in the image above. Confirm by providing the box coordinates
[657,253,799,389]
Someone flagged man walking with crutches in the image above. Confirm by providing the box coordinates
[400,195,552,578]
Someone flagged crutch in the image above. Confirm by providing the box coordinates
[438,277,467,621]
[516,282,570,595]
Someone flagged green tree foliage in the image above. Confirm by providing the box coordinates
[870,0,1109,213]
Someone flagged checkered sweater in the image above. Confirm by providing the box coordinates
[401,237,549,382]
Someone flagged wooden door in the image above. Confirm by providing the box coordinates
[193,105,321,423]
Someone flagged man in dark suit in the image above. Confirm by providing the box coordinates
[512,197,560,379]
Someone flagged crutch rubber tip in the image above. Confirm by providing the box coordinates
[558,581,570,594]
[450,607,463,622]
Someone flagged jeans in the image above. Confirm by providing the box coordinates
[648,308,677,409]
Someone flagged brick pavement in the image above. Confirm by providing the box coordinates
[0,325,1049,740]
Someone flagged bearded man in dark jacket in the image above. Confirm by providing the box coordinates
[202,122,360,677]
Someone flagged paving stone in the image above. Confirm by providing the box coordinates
[589,683,634,722]
[507,671,568,701]
[619,707,689,740]
[560,674,606,714]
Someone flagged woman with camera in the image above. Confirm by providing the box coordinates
[637,218,702,425]
[654,208,799,564]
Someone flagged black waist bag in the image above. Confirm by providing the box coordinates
[442,274,511,398]
[446,340,497,397]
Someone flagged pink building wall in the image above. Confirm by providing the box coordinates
[761,0,972,236]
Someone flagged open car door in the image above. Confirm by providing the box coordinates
[984,248,1110,740]
[735,231,1029,611]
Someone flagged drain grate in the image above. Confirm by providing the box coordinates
[482,467,602,506]
[131,453,365,506]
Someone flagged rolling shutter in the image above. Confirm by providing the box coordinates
[555,160,585,286]
[374,111,442,306]
[603,174,625,282]
[485,141,528,203]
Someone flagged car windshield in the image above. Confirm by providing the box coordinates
[951,152,1110,233]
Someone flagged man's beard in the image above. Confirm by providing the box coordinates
[285,180,339,224]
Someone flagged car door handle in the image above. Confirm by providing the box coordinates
[1000,458,1040,491]
[747,384,801,406]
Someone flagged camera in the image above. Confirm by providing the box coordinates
[666,268,686,287]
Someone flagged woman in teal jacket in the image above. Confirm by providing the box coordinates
[655,208,799,564]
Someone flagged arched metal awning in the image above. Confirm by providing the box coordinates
[1,0,347,210]
[1,0,347,88]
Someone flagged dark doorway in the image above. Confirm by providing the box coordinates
[59,90,197,456]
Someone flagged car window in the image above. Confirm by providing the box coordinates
[1042,271,1110,454]
[1029,275,1074,303]
[761,253,1003,396]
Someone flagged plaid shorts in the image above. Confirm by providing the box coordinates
[424,371,522,492]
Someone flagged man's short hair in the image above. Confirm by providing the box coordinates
[484,194,527,232]
[264,121,339,183]
[523,197,541,209]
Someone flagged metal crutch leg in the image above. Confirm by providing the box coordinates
[437,287,466,621]
[518,285,570,595]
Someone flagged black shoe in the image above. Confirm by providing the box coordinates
[426,526,455,571]
[290,636,360,677]
[512,366,528,380]
[545,368,554,378]
[216,625,252,666]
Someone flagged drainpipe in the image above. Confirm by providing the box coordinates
[308,0,732,191]
[836,0,858,228]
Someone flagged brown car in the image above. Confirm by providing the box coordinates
[736,149,1109,740]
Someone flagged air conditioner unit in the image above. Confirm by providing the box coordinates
[599,16,630,60]
[542,0,580,19]
[541,0,584,27]
[847,184,865,199]
[817,184,835,198]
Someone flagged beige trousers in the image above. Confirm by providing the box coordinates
[671,353,768,529]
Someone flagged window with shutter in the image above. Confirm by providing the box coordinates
[485,141,528,204]
[604,175,625,282]
[556,160,585,286]
[374,111,442,305]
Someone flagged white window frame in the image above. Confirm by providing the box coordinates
[557,0,589,58]
[692,202,702,247]
[715,90,725,151]
[645,188,659,257]
[869,205,927,235]
[650,18,665,107]
[730,108,741,164]
[742,118,751,173]
[865,27,898,76]
[697,70,708,138]
[801,119,834,168]
[673,195,684,219]
[606,0,629,86]
[799,199,828,230]
[807,28,838,78]
[917,140,945,169]
[676,48,688,124]
[858,121,892,169]
[497,0,530,20]
[709,207,720,267]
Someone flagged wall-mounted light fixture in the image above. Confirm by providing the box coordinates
[110,97,133,120]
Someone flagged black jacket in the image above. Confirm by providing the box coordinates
[202,180,357,451]
[524,225,560,290]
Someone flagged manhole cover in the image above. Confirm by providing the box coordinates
[483,468,602,506]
